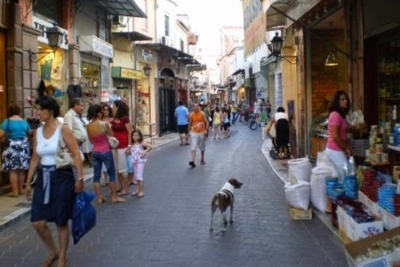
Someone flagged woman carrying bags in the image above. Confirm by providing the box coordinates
[25,96,84,267]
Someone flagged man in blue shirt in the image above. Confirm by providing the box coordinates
[175,101,190,146]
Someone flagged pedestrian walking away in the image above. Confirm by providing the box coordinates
[0,103,31,197]
[175,100,190,146]
[130,129,152,197]
[188,103,209,167]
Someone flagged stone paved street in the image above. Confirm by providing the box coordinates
[0,124,347,267]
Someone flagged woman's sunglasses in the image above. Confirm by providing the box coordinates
[103,108,109,111]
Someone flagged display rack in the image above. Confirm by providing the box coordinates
[136,79,151,136]
[378,40,400,121]
[80,62,100,111]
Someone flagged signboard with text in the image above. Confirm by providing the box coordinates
[33,16,69,50]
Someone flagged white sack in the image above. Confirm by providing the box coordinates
[288,158,312,183]
[310,166,332,212]
[285,181,311,211]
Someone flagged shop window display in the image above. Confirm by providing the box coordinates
[378,40,400,122]
[36,48,67,114]
[136,78,151,135]
[80,62,100,114]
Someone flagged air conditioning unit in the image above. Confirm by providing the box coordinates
[112,15,128,26]
[161,36,172,47]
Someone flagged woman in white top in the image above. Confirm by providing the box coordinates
[25,96,84,267]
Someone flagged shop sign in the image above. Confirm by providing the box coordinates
[112,67,142,80]
[33,16,69,50]
[79,35,113,58]
[188,34,198,45]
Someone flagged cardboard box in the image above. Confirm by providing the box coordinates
[289,206,312,220]
[345,227,400,267]
[358,190,400,230]
[393,165,400,181]
[337,206,383,242]
[338,226,352,245]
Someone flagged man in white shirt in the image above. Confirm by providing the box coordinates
[64,98,87,145]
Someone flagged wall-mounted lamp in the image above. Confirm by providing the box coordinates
[325,52,339,67]
[28,24,63,62]
[143,64,152,77]
[270,32,298,64]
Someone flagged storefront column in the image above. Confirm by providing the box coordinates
[69,44,80,78]
[6,2,23,108]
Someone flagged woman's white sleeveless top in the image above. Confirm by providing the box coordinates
[36,125,62,165]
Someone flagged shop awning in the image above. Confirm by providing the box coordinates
[260,55,277,67]
[231,69,244,76]
[140,43,203,66]
[112,31,152,41]
[95,0,147,17]
[265,0,292,30]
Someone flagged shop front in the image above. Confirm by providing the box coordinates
[111,66,141,119]
[32,16,70,115]
[363,0,400,126]
[78,35,113,114]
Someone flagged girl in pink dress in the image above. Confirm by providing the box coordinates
[130,130,152,197]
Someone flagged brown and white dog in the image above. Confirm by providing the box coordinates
[210,178,243,232]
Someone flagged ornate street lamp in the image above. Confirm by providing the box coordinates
[270,32,298,64]
[143,64,152,77]
[29,24,64,62]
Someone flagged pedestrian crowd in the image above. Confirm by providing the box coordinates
[0,94,280,266]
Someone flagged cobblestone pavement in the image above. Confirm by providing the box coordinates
[0,124,347,267]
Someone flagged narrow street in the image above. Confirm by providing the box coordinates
[0,124,347,267]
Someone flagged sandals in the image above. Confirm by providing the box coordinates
[7,192,19,198]
[97,196,107,204]
[112,197,126,203]
[117,191,130,196]
[200,160,205,165]
[42,252,59,267]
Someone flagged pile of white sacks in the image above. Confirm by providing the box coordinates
[285,152,335,212]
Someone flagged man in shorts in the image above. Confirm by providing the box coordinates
[188,103,209,167]
[175,101,190,146]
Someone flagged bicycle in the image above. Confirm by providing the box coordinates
[248,113,259,130]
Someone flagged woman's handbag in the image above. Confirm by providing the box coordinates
[55,125,84,169]
[266,121,277,138]
[101,122,119,149]
[0,119,10,149]
[55,127,73,169]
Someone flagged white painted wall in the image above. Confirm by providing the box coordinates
[155,0,178,47]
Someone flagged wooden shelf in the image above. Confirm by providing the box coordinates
[388,145,400,152]
[380,97,400,101]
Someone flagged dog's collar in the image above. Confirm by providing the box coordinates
[220,182,235,194]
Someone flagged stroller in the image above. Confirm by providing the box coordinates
[269,137,281,160]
